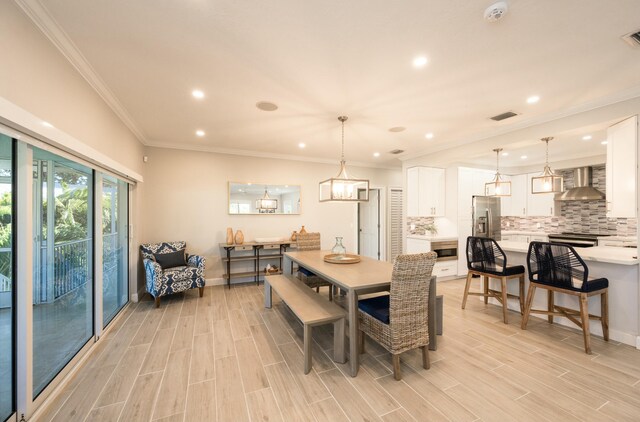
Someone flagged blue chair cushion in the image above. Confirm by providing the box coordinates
[358,295,390,324]
[299,266,316,277]
[471,264,524,277]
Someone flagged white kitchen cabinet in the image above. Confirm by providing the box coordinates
[606,116,638,218]
[501,174,527,217]
[407,166,445,217]
[526,173,555,216]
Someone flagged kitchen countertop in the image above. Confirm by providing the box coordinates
[499,241,639,266]
[407,234,458,242]
[502,230,549,236]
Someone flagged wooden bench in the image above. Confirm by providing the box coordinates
[264,274,346,374]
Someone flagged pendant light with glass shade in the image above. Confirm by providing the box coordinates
[255,186,278,211]
[485,148,511,196]
[319,116,370,202]
[531,137,563,194]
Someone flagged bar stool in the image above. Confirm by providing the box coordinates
[521,241,609,354]
[462,236,525,324]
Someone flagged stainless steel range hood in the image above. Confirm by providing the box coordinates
[555,167,605,201]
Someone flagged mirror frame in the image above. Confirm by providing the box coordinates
[228,181,302,215]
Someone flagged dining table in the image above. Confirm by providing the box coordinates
[265,250,437,377]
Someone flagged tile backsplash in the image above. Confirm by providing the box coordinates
[501,165,637,237]
[407,216,436,235]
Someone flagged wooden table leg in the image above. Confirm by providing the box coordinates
[348,289,359,377]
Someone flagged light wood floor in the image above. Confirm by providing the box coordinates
[37,278,640,422]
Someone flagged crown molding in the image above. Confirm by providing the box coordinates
[14,0,148,144]
[400,86,640,162]
[145,140,402,171]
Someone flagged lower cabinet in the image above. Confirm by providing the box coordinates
[433,261,457,278]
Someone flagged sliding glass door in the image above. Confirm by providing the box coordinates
[102,176,128,327]
[32,148,93,397]
[0,134,14,421]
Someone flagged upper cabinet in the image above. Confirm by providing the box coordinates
[606,116,638,218]
[500,174,527,217]
[526,173,555,216]
[407,166,446,217]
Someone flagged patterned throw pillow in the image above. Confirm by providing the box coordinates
[154,249,186,269]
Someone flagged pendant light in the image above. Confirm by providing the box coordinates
[255,186,278,211]
[319,116,370,202]
[531,137,563,194]
[485,148,511,196]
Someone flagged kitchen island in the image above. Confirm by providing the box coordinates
[496,241,640,349]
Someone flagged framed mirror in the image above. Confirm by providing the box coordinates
[228,182,301,214]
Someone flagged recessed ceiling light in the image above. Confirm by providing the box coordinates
[425,132,434,139]
[192,89,205,99]
[42,121,54,128]
[389,126,406,132]
[373,152,380,157]
[526,95,540,104]
[502,152,509,156]
[256,101,278,111]
[298,142,306,149]
[601,140,608,145]
[582,135,592,141]
[520,155,528,159]
[196,130,205,137]
[413,56,428,68]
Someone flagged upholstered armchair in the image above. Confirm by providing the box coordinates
[140,241,206,307]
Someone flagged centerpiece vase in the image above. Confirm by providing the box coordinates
[331,237,346,257]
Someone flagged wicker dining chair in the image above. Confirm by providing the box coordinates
[296,232,333,300]
[358,252,437,380]
[522,241,609,354]
[462,236,525,324]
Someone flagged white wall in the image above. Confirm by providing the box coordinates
[141,146,401,281]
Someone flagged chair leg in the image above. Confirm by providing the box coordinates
[519,275,525,315]
[579,293,592,354]
[392,354,402,380]
[521,284,536,330]
[154,296,161,308]
[483,276,489,304]
[316,286,320,293]
[547,290,554,324]
[462,272,473,309]
[500,277,508,324]
[601,290,609,342]
[329,285,333,302]
[199,287,204,298]
[421,346,430,370]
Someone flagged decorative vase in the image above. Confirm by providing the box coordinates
[235,230,244,245]
[291,231,298,241]
[299,225,307,235]
[331,237,346,256]
[226,228,234,245]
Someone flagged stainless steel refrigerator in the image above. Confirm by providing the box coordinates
[472,196,501,240]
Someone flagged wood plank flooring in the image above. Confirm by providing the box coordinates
[36,278,640,421]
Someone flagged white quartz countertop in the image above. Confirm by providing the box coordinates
[499,241,639,266]
[407,234,458,242]
[502,231,549,236]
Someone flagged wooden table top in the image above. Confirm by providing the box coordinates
[285,250,393,291]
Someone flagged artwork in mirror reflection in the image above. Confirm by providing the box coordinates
[229,183,301,214]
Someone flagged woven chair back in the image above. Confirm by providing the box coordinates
[527,241,587,289]
[389,252,437,345]
[297,233,321,251]
[466,236,506,272]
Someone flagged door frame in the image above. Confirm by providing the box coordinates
[356,187,386,261]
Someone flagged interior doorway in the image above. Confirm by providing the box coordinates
[358,188,385,260]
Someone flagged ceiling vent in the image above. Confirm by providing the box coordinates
[389,149,405,155]
[490,111,518,121]
[621,30,640,48]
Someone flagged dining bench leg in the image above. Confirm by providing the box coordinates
[333,318,346,363]
[304,324,313,374]
[264,279,272,308]
[348,289,359,377]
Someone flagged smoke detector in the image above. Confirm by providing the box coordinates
[484,2,508,22]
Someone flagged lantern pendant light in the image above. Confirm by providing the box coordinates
[256,186,278,211]
[531,137,563,194]
[485,148,511,196]
[319,116,370,202]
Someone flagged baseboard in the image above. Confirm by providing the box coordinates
[131,286,146,302]
[206,277,226,286]
[636,336,640,350]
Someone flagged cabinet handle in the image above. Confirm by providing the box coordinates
[441,268,449,271]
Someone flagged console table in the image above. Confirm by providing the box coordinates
[220,240,296,289]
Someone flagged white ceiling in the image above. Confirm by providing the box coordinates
[26,0,640,167]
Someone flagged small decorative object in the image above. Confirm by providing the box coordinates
[234,230,244,245]
[324,253,361,264]
[265,264,280,274]
[425,223,438,235]
[331,236,347,256]
[226,228,234,245]
[299,225,307,235]
[291,231,298,241]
